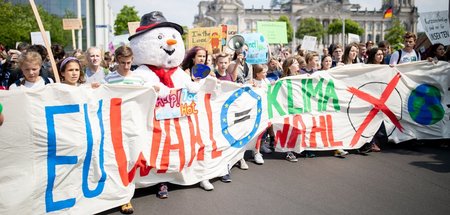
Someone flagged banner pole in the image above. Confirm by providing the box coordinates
[72,29,77,50]
[29,0,60,83]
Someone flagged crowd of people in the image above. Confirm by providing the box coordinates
[0,31,449,214]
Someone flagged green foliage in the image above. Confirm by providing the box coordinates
[182,26,188,46]
[384,17,406,51]
[114,5,140,35]
[277,15,293,42]
[327,19,364,36]
[0,2,71,49]
[296,18,324,41]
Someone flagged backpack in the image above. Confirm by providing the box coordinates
[397,49,420,64]
[15,76,51,86]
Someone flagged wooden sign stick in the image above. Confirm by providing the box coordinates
[29,0,60,83]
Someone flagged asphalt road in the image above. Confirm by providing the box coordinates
[99,140,450,215]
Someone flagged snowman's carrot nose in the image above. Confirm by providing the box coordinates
[167,39,177,45]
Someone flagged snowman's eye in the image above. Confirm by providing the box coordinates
[172,34,176,39]
[157,34,163,40]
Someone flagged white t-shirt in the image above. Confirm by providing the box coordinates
[253,78,271,89]
[389,49,420,65]
[8,76,53,90]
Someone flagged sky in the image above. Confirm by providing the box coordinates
[110,0,449,31]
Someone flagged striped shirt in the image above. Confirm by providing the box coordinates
[103,71,145,86]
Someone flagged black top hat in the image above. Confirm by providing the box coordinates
[128,11,184,41]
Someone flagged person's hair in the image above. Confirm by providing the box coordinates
[304,51,319,64]
[366,48,384,64]
[281,56,297,77]
[252,64,265,79]
[71,49,83,57]
[215,52,229,64]
[51,44,65,61]
[320,55,332,69]
[114,45,133,61]
[342,43,358,64]
[331,44,343,54]
[427,43,445,58]
[358,43,366,48]
[181,46,208,71]
[18,51,42,68]
[57,57,85,84]
[17,42,30,52]
[366,40,374,47]
[27,44,48,61]
[377,40,390,48]
[403,31,417,41]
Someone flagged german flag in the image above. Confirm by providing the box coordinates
[383,7,393,19]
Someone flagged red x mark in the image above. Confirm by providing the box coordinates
[347,73,404,147]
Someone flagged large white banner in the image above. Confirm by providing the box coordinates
[0,62,448,214]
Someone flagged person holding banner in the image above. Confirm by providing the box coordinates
[426,43,446,62]
[367,48,385,65]
[266,57,283,83]
[84,47,109,84]
[57,57,85,86]
[214,53,233,82]
[389,32,421,65]
[9,51,53,90]
[300,52,319,74]
[181,46,209,80]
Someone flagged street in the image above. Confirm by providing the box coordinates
[99,140,450,215]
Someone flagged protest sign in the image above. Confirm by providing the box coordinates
[187,27,222,53]
[301,35,317,51]
[242,33,269,64]
[257,21,288,44]
[419,11,450,45]
[30,31,51,47]
[0,62,449,214]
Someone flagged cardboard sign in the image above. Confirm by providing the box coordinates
[187,27,222,53]
[62,19,83,30]
[128,21,140,36]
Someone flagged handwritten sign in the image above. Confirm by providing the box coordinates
[187,27,222,53]
[155,88,198,120]
[419,11,450,45]
[257,21,288,44]
[242,33,269,64]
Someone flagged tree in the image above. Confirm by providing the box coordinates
[114,6,140,35]
[384,17,406,51]
[277,15,293,42]
[296,18,325,41]
[0,2,70,49]
[327,19,364,36]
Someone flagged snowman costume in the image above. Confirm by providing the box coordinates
[129,11,200,97]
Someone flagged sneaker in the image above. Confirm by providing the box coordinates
[254,152,264,165]
[334,149,349,158]
[199,180,214,191]
[286,152,298,162]
[221,174,232,183]
[239,158,249,170]
[157,183,168,199]
[260,143,273,154]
